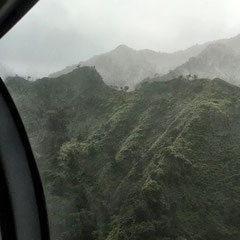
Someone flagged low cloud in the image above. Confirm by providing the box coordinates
[0,0,240,78]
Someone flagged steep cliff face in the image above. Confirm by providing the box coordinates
[6,67,240,240]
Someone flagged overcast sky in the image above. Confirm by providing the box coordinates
[1,0,240,78]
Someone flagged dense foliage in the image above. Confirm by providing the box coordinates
[6,67,240,240]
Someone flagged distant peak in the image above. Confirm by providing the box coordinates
[114,44,132,51]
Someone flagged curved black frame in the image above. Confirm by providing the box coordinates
[0,77,49,240]
[0,0,38,39]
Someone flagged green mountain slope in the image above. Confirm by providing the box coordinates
[6,67,240,240]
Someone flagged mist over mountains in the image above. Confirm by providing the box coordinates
[0,63,14,80]
[48,34,240,89]
[3,0,240,238]
[48,43,206,89]
[5,32,240,240]
[144,43,240,85]
[2,33,240,89]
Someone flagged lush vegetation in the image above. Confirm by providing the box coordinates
[6,67,240,240]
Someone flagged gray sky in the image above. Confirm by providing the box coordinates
[1,0,240,78]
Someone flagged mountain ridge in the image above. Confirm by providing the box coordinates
[6,67,240,240]
[145,42,240,86]
[48,33,240,89]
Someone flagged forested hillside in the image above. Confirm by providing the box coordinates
[6,67,240,240]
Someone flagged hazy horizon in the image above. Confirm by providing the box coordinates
[1,0,240,78]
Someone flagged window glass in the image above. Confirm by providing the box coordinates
[2,1,240,240]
